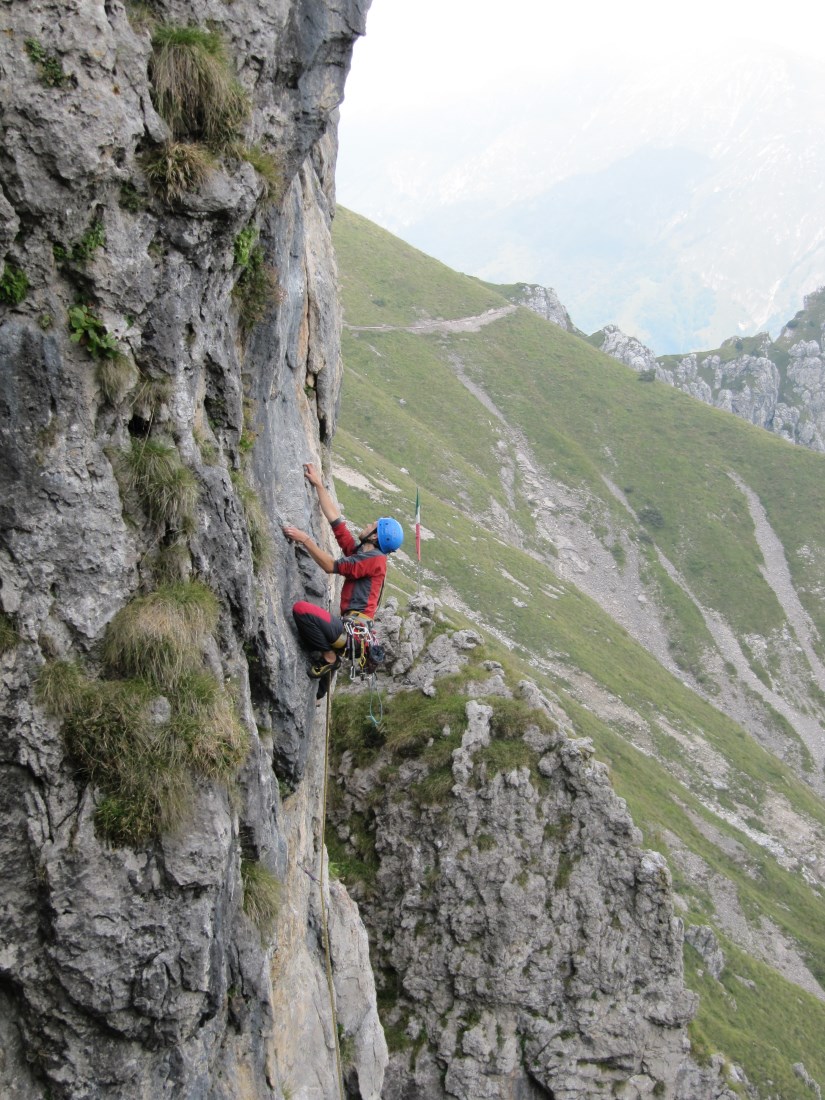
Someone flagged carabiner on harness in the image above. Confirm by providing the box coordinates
[344,618,374,680]
[341,618,386,732]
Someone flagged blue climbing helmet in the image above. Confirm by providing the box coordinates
[375,517,404,554]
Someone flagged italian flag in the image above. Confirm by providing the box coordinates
[415,489,421,562]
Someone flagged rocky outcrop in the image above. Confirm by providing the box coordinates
[508,283,577,332]
[0,1,385,1097]
[329,600,731,1100]
[590,292,825,453]
[598,324,664,376]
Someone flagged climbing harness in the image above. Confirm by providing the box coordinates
[318,686,346,1100]
[343,615,378,679]
[343,616,385,732]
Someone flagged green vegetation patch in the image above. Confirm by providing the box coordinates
[339,333,513,523]
[149,24,249,148]
[234,226,257,268]
[455,309,790,640]
[332,673,474,772]
[641,551,719,690]
[334,667,556,815]
[68,304,119,359]
[0,612,20,654]
[68,304,138,404]
[0,263,29,306]
[476,737,536,777]
[119,437,199,534]
[232,241,282,337]
[685,936,825,1099]
[486,695,557,741]
[36,582,246,845]
[24,37,69,88]
[333,207,507,327]
[55,220,106,267]
[241,859,282,935]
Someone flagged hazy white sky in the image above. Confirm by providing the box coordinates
[335,0,825,349]
[341,0,825,116]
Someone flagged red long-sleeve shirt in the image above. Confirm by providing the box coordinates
[331,518,386,618]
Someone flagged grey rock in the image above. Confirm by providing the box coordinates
[675,1055,744,1100]
[593,311,825,454]
[685,924,726,980]
[376,593,437,676]
[397,627,483,697]
[330,617,702,1099]
[600,323,661,373]
[510,283,577,331]
[328,878,388,1100]
[451,700,493,783]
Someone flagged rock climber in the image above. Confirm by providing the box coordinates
[282,463,404,683]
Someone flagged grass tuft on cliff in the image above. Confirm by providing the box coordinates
[241,859,282,935]
[102,581,218,687]
[36,583,247,845]
[119,437,199,534]
[144,141,215,200]
[149,25,249,149]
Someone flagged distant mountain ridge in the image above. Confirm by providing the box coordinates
[580,287,825,452]
[337,48,825,351]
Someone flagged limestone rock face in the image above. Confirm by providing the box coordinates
[593,315,825,453]
[599,324,665,375]
[510,283,577,332]
[331,605,717,1100]
[516,286,825,453]
[0,1,385,1097]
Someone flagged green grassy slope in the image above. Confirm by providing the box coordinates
[331,206,825,1096]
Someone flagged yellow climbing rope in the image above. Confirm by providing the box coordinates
[318,685,346,1100]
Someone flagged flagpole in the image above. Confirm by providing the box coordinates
[415,488,421,593]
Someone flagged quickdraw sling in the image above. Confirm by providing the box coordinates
[342,615,385,731]
[344,616,378,680]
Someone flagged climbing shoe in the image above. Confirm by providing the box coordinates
[308,654,341,679]
[316,675,331,701]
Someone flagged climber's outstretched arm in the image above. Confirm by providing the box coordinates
[303,462,340,525]
[282,525,335,574]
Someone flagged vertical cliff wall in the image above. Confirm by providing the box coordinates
[0,1,383,1097]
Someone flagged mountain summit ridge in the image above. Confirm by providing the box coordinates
[580,286,825,452]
